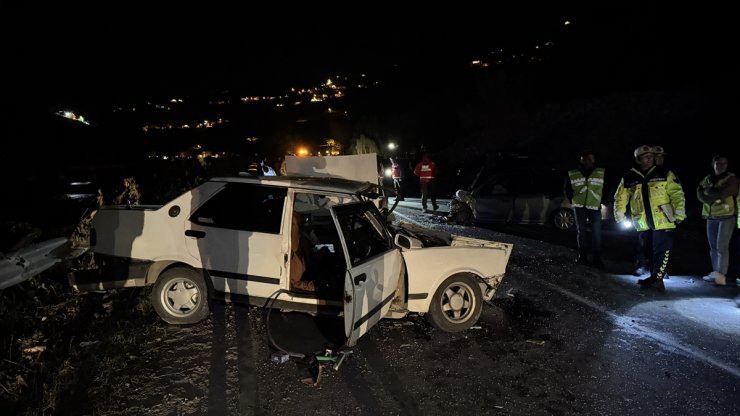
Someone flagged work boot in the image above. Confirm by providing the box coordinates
[633,265,650,276]
[638,276,665,291]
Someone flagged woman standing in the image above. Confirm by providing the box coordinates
[697,155,739,286]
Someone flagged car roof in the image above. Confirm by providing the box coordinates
[209,175,376,195]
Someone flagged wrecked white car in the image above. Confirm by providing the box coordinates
[73,175,512,346]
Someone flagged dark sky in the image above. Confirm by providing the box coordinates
[2,2,733,106]
[2,3,583,101]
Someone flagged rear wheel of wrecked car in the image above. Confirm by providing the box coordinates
[552,208,575,231]
[152,267,210,325]
[427,274,483,332]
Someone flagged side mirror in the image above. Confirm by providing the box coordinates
[394,233,423,250]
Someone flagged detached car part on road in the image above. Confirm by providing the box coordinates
[72,175,512,346]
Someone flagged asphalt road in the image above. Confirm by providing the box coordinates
[64,205,738,415]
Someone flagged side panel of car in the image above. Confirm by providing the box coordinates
[184,182,289,299]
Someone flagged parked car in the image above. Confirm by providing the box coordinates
[73,175,513,346]
[471,170,612,231]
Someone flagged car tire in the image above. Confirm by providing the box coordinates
[552,208,575,231]
[426,274,483,332]
[151,266,210,325]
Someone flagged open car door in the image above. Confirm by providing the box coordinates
[330,202,403,346]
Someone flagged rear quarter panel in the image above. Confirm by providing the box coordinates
[91,190,204,267]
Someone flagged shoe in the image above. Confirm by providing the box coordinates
[433,205,439,211]
[633,266,650,276]
[714,272,727,286]
[422,208,429,213]
[638,276,665,291]
[702,271,717,282]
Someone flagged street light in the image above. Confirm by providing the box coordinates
[387,142,396,150]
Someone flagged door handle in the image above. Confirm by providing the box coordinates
[185,230,206,238]
[354,273,367,285]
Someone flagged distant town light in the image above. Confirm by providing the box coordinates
[564,20,571,26]
[297,147,309,157]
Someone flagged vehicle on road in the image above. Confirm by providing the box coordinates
[73,174,512,346]
[471,170,612,231]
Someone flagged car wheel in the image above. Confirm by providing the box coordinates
[426,274,483,332]
[151,266,210,325]
[552,208,575,231]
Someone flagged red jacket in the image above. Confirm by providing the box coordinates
[391,162,402,179]
[414,160,437,183]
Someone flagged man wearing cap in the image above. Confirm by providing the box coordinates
[633,145,666,275]
[566,150,606,268]
[614,145,686,290]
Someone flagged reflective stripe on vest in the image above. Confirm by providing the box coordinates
[418,164,434,180]
[568,168,605,210]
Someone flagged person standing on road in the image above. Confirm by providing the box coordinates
[634,145,667,275]
[614,145,686,290]
[390,157,404,201]
[565,150,606,268]
[696,155,739,286]
[414,152,439,213]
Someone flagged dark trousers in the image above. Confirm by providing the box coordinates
[636,231,653,268]
[645,229,674,280]
[574,207,602,257]
[420,181,437,210]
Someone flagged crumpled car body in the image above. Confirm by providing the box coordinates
[73,174,512,346]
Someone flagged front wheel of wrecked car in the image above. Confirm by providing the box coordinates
[152,266,210,325]
[426,274,483,332]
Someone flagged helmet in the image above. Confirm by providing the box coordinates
[652,145,665,155]
[455,189,471,203]
[633,145,653,158]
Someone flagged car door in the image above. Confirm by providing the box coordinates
[330,202,403,346]
[184,183,288,297]
[474,179,514,223]
[512,172,567,225]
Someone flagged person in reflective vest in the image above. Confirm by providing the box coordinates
[566,151,606,268]
[696,155,738,286]
[390,157,404,201]
[614,145,686,290]
[414,152,438,213]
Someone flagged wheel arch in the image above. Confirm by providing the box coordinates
[145,260,202,286]
[408,269,487,313]
[424,272,485,332]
